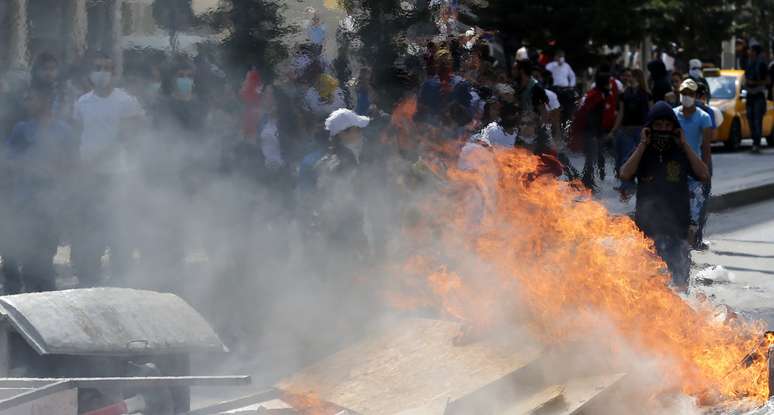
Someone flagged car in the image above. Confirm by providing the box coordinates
[707,69,774,150]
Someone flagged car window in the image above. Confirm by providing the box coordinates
[707,76,737,100]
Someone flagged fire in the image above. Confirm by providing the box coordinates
[281,391,342,415]
[389,145,771,404]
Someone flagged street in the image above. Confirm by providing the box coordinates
[693,198,774,327]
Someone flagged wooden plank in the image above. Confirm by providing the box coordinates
[394,397,448,415]
[552,373,626,415]
[277,318,542,415]
[185,389,280,415]
[501,384,564,415]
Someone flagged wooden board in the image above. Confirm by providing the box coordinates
[277,318,542,415]
[502,385,565,415]
[553,373,626,415]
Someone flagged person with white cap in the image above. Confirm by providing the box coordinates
[687,59,710,102]
[304,108,372,272]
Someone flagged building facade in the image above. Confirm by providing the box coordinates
[0,0,165,75]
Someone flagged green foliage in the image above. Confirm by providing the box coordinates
[204,0,295,81]
[736,0,774,52]
[644,0,740,64]
[464,0,745,67]
[464,0,647,68]
[341,0,431,107]
[152,0,196,51]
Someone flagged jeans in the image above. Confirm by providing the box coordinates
[697,179,712,243]
[747,93,766,147]
[688,178,705,225]
[653,235,691,287]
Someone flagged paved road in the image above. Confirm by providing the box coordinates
[693,198,774,327]
[572,146,774,215]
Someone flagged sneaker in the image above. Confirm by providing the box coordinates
[752,145,761,154]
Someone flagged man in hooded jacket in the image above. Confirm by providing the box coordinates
[620,101,709,291]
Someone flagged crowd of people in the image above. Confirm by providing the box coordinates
[0,16,765,311]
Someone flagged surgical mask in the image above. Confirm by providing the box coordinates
[343,139,364,160]
[689,68,702,79]
[176,77,194,96]
[681,95,695,108]
[89,71,111,89]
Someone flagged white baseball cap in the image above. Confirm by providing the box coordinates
[325,108,371,137]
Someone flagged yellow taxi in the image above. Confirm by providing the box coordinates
[707,69,774,150]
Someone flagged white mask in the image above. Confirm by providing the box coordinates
[343,139,363,161]
[89,71,111,89]
[681,95,695,108]
[689,68,702,79]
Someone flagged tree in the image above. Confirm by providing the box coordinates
[461,0,647,70]
[339,0,431,108]
[736,0,774,54]
[643,0,741,65]
[205,0,294,81]
[152,0,196,53]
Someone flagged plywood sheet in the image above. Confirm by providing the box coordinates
[277,318,542,415]
[554,373,626,415]
[502,384,564,415]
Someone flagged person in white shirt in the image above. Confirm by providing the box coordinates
[545,50,576,88]
[71,52,145,288]
[545,50,577,124]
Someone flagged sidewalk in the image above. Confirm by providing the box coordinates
[567,147,774,215]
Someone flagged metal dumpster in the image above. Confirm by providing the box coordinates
[0,288,231,414]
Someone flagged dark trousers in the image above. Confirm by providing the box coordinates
[555,87,577,125]
[69,174,130,288]
[653,235,691,287]
[582,133,606,189]
[747,93,766,147]
[3,206,59,294]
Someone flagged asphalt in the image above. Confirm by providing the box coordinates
[692,198,774,327]
[569,140,774,215]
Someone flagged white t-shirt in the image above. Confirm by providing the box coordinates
[74,88,145,173]
[545,61,577,87]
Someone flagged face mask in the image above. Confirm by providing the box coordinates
[558,57,565,64]
[147,82,161,94]
[681,95,695,108]
[176,77,194,96]
[689,68,702,79]
[651,131,676,152]
[89,71,111,89]
[343,139,363,160]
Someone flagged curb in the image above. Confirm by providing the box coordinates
[708,182,774,212]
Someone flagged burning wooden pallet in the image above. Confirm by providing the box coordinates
[188,318,625,415]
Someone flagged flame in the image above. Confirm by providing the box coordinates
[281,391,342,415]
[389,146,770,404]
